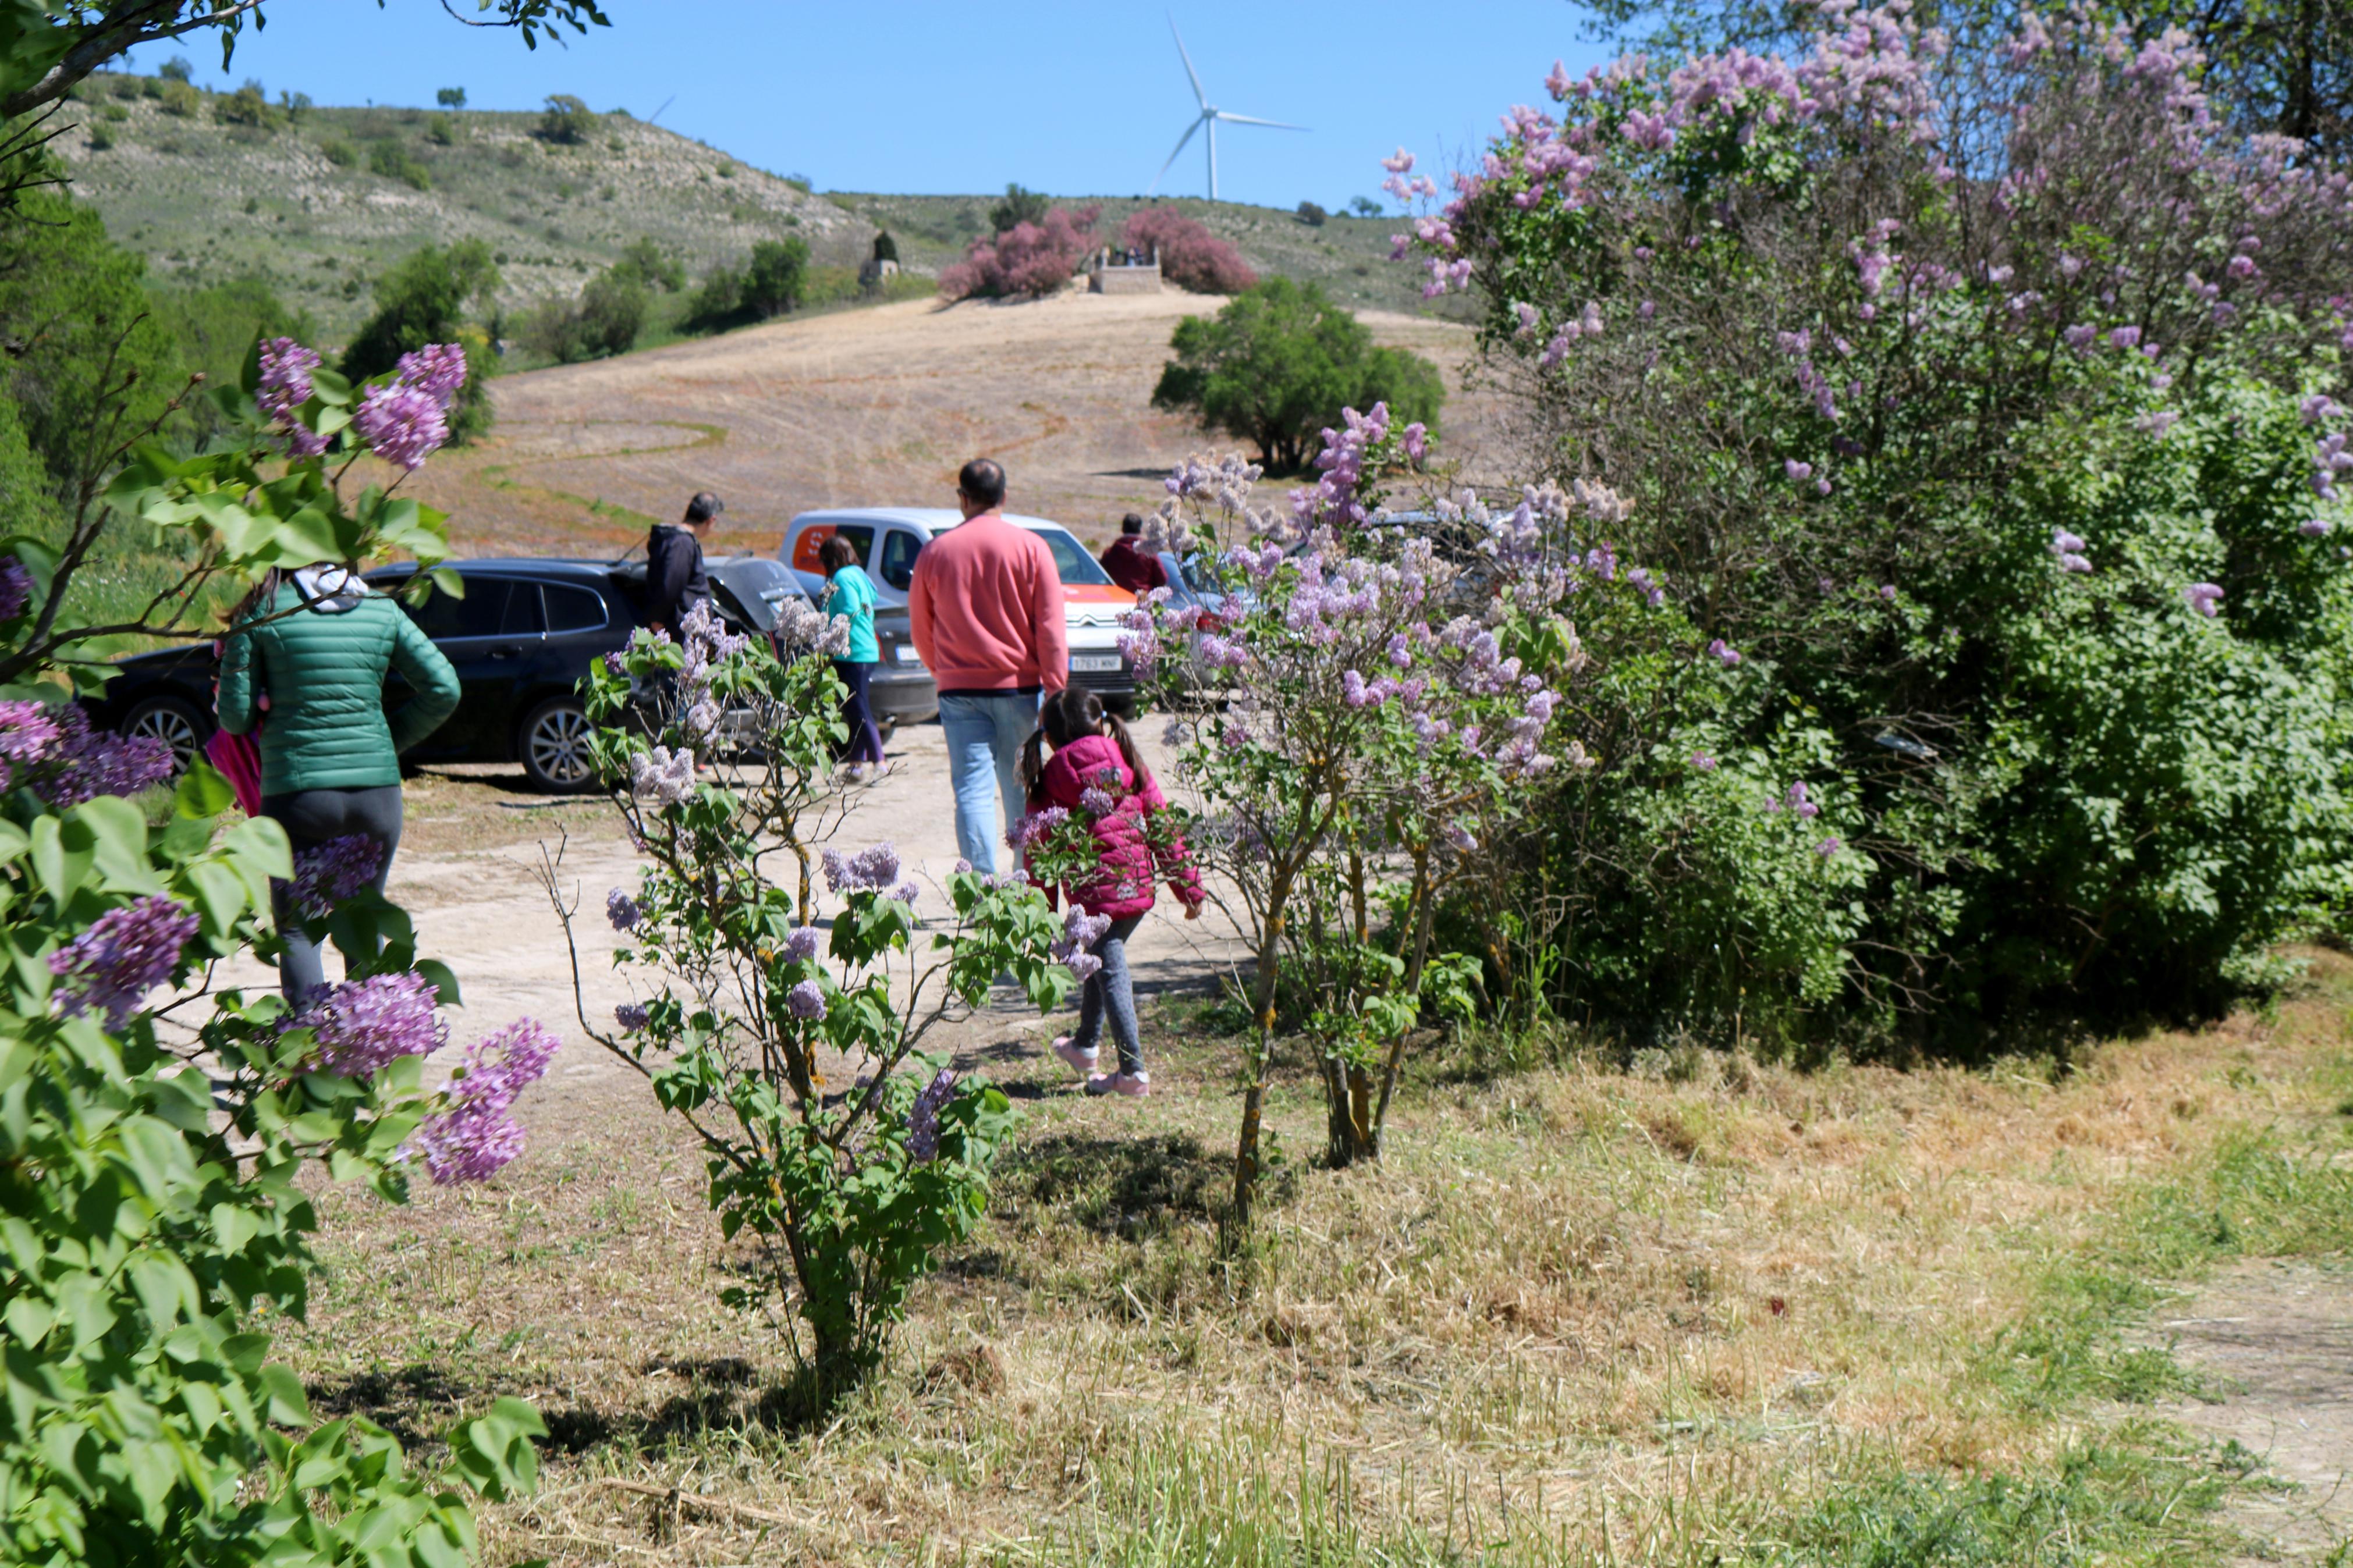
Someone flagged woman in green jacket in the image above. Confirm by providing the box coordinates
[818,533,886,783]
[217,566,462,1002]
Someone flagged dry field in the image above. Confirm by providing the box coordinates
[401,286,1507,561]
[268,740,2353,1567]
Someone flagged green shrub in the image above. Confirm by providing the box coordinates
[517,264,647,363]
[99,102,126,122]
[536,93,595,144]
[367,140,431,190]
[1151,278,1442,470]
[424,112,456,145]
[320,136,356,168]
[212,78,272,128]
[342,239,501,442]
[157,79,199,118]
[157,55,192,83]
[83,122,111,150]
[741,236,808,315]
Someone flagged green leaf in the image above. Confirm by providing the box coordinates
[174,759,235,821]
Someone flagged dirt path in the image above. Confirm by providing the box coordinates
[2162,1262,2353,1562]
[210,720,1250,1101]
[404,288,1500,557]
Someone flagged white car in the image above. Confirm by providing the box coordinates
[782,508,1138,707]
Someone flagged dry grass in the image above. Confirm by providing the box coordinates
[276,951,2353,1565]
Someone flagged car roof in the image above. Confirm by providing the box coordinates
[370,557,625,580]
[787,507,1080,538]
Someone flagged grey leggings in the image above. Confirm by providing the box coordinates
[1069,913,1146,1076]
[262,784,403,1005]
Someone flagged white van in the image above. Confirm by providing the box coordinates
[782,508,1137,707]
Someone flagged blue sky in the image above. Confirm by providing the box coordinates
[118,0,1613,211]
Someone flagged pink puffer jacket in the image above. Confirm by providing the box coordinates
[1032,733,1204,920]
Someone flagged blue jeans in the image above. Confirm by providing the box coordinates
[1070,913,1146,1076]
[938,689,1039,876]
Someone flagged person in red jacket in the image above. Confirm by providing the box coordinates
[1098,513,1167,595]
[909,458,1069,875]
[1020,687,1203,1098]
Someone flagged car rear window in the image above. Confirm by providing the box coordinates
[542,582,608,633]
[409,576,510,640]
[791,522,875,575]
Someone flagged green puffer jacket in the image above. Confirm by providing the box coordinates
[217,576,462,795]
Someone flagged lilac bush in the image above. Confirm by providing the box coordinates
[1376,7,2353,1046]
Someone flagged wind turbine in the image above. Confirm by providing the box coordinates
[1150,15,1305,203]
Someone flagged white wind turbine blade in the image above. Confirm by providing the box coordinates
[1211,112,1308,130]
[1151,115,1205,194]
[1168,14,1208,109]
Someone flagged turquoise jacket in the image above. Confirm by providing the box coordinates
[822,564,880,664]
[218,576,461,794]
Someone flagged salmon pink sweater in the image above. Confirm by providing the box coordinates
[907,512,1069,692]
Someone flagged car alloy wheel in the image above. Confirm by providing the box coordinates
[521,698,597,792]
[123,698,205,776]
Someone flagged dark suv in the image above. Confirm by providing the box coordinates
[86,556,937,792]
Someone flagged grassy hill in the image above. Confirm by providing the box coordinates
[52,73,1464,343]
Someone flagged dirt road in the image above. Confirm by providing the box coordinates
[214,720,1250,1099]
[405,287,1500,558]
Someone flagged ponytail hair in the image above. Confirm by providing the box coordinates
[1022,687,1154,807]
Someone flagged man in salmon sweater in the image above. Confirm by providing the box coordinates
[909,457,1069,874]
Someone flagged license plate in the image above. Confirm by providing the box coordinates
[893,645,923,664]
[1071,654,1123,673]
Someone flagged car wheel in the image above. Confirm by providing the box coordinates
[122,695,208,777]
[517,696,598,793]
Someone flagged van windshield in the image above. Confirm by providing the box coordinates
[1029,528,1112,586]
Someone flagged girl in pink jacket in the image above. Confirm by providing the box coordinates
[1020,688,1204,1097]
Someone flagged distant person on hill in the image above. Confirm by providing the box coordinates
[646,491,722,636]
[1099,513,1167,595]
[818,532,887,783]
[217,566,461,1004]
[908,457,1068,875]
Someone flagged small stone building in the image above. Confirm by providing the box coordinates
[1089,245,1160,295]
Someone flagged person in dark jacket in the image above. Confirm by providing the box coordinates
[1098,513,1167,596]
[217,566,462,1003]
[647,491,722,635]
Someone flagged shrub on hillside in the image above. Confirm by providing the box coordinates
[425,112,457,145]
[1151,277,1439,469]
[1395,8,2353,1050]
[517,265,647,363]
[212,78,273,129]
[320,135,357,167]
[1296,200,1328,226]
[342,239,500,442]
[988,183,1048,234]
[939,205,1098,301]
[367,139,431,190]
[613,236,684,293]
[682,237,811,332]
[157,79,198,117]
[538,93,595,144]
[1122,207,1257,294]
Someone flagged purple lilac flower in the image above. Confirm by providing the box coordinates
[255,338,332,457]
[0,554,29,621]
[1691,751,1717,771]
[2184,582,2224,617]
[1707,638,1742,668]
[409,1017,560,1185]
[1051,907,1111,985]
[48,894,200,1030]
[1786,460,1813,481]
[606,888,642,931]
[1443,822,1478,852]
[824,842,904,893]
[296,970,446,1078]
[393,343,468,408]
[1079,786,1117,817]
[352,382,449,472]
[1815,836,1843,857]
[601,651,629,677]
[787,979,828,1021]
[282,835,385,921]
[1786,782,1820,819]
[906,1068,957,1163]
[888,880,921,904]
[615,1002,650,1032]
[1879,584,1897,600]
[630,746,695,805]
[1009,807,1069,851]
[34,706,173,807]
[2301,518,2334,536]
[953,858,974,876]
[783,926,822,963]
[2110,325,2142,350]
[0,699,61,792]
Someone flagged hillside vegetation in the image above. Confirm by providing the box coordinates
[51,72,1459,339]
[55,73,868,338]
